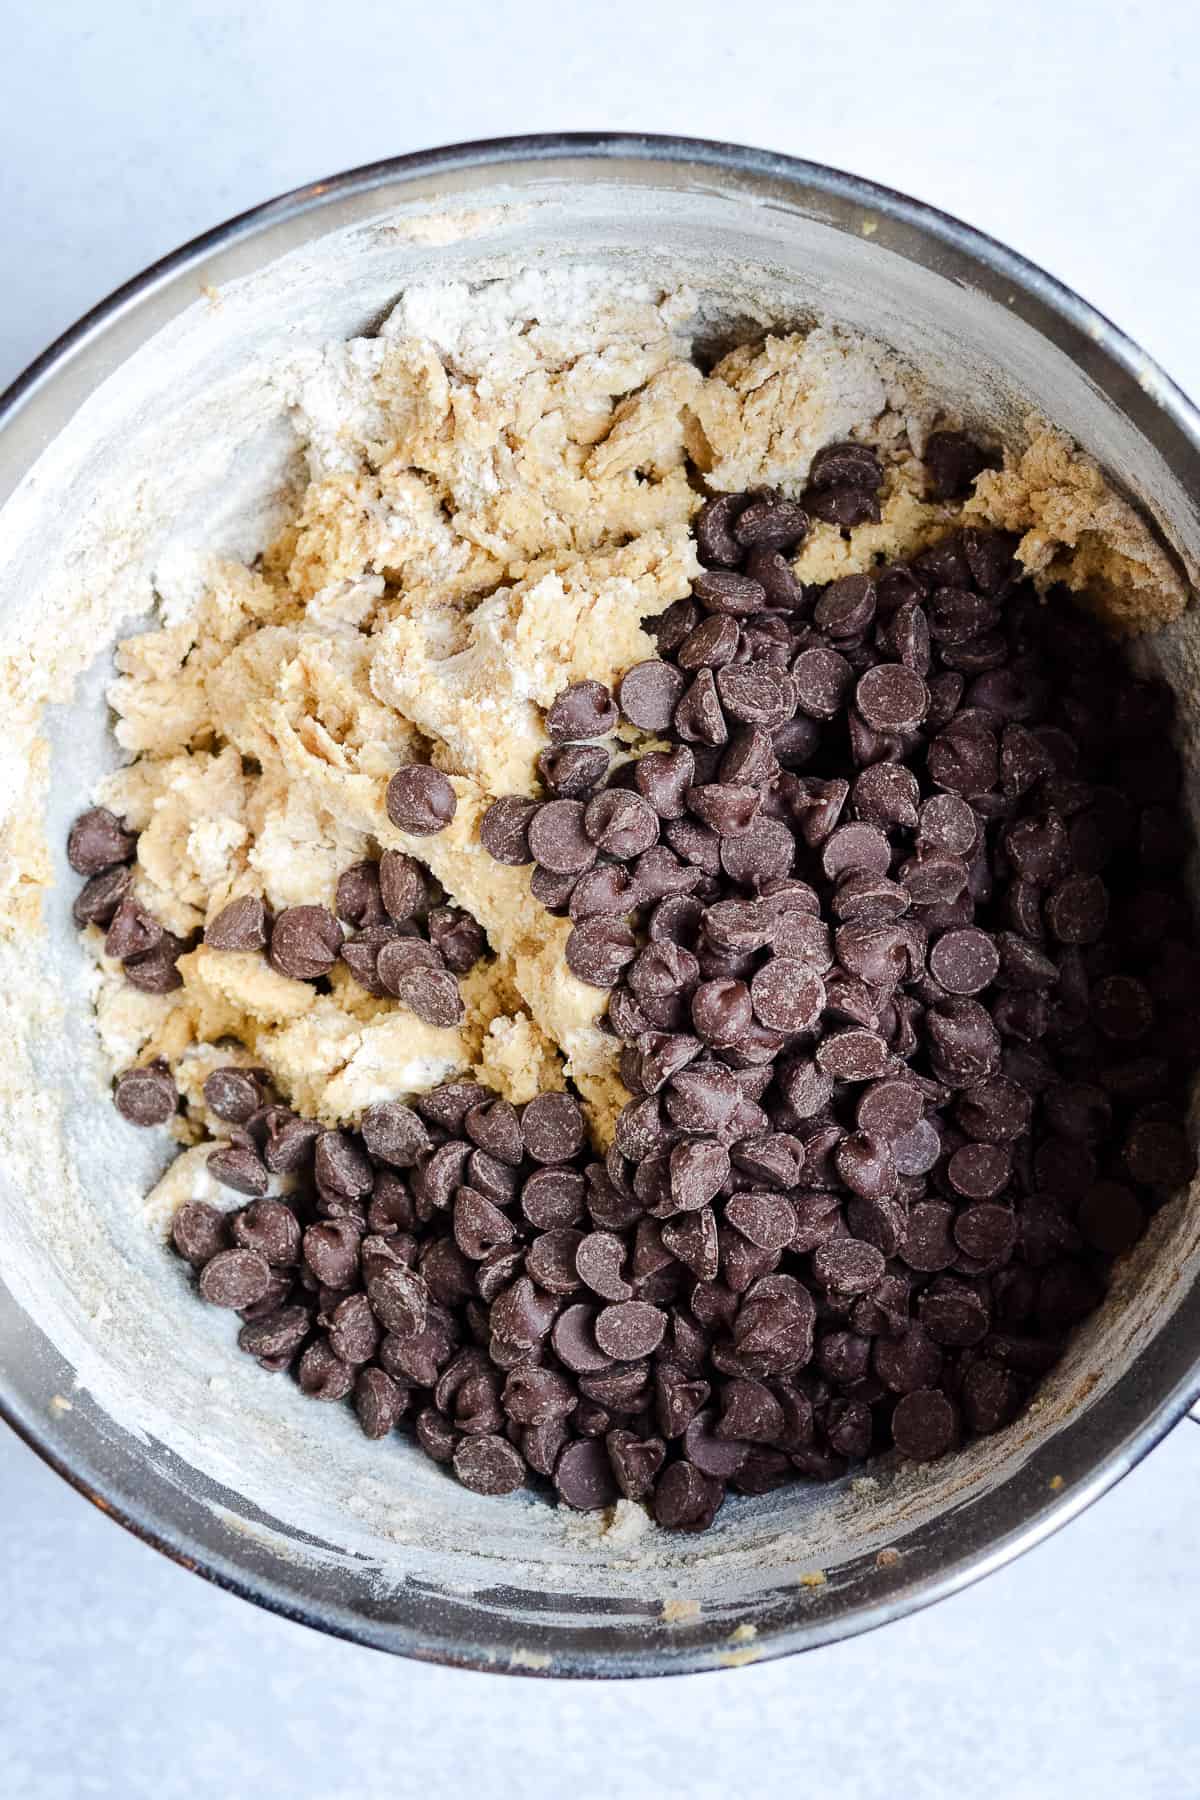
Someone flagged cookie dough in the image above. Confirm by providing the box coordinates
[89,269,1189,1157]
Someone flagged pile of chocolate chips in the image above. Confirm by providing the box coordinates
[163,1079,744,1515]
[68,803,486,1031]
[67,808,186,993]
[468,438,1200,1504]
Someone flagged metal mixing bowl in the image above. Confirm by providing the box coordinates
[2,134,1199,1677]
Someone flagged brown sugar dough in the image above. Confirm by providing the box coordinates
[964,421,1188,633]
[87,270,1190,1161]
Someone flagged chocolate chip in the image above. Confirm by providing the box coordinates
[354,1368,407,1439]
[674,668,729,746]
[71,863,132,930]
[856,663,929,731]
[925,431,991,500]
[793,647,854,720]
[427,906,486,974]
[386,764,457,834]
[365,1258,428,1338]
[200,894,266,952]
[539,744,611,799]
[361,1100,431,1167]
[67,807,136,875]
[302,1219,361,1289]
[805,484,881,528]
[834,1134,898,1202]
[263,1112,321,1174]
[1046,874,1109,945]
[892,1388,957,1460]
[449,1433,524,1496]
[716,664,797,729]
[1123,1119,1195,1188]
[734,495,809,551]
[851,763,920,832]
[947,1145,1011,1202]
[172,1201,229,1266]
[584,789,660,859]
[594,1300,666,1360]
[929,928,999,995]
[568,1227,627,1302]
[961,1359,1022,1434]
[530,798,601,875]
[104,893,163,961]
[199,1248,272,1309]
[113,1060,177,1126]
[551,1303,613,1374]
[954,1202,1017,1261]
[928,727,998,796]
[874,1321,943,1393]
[477,798,536,868]
[926,998,1001,1087]
[695,494,745,566]
[394,963,465,1027]
[268,906,342,981]
[678,615,740,671]
[817,1029,889,1082]
[232,1199,301,1269]
[207,1144,270,1197]
[821,823,892,885]
[720,817,794,887]
[555,1437,620,1509]
[203,1066,264,1125]
[654,1459,724,1531]
[901,1202,956,1273]
[546,681,618,741]
[332,861,383,929]
[746,958,823,1033]
[566,917,638,987]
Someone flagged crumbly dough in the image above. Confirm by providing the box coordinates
[964,420,1188,633]
[88,270,1191,1171]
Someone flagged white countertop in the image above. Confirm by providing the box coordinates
[3,2,1199,1793]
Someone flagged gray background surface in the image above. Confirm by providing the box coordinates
[2,3,1198,1794]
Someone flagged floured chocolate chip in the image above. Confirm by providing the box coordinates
[654,1459,724,1531]
[376,851,428,921]
[105,894,163,961]
[335,861,387,929]
[269,906,343,980]
[566,918,638,987]
[538,743,611,796]
[205,895,268,951]
[546,680,619,741]
[67,807,136,875]
[113,1060,177,1126]
[555,1437,620,1509]
[386,765,457,835]
[619,661,688,730]
[73,864,133,929]
[199,1248,272,1310]
[203,1066,265,1125]
[427,905,486,974]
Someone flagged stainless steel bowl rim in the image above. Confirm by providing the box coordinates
[3,132,1200,1677]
